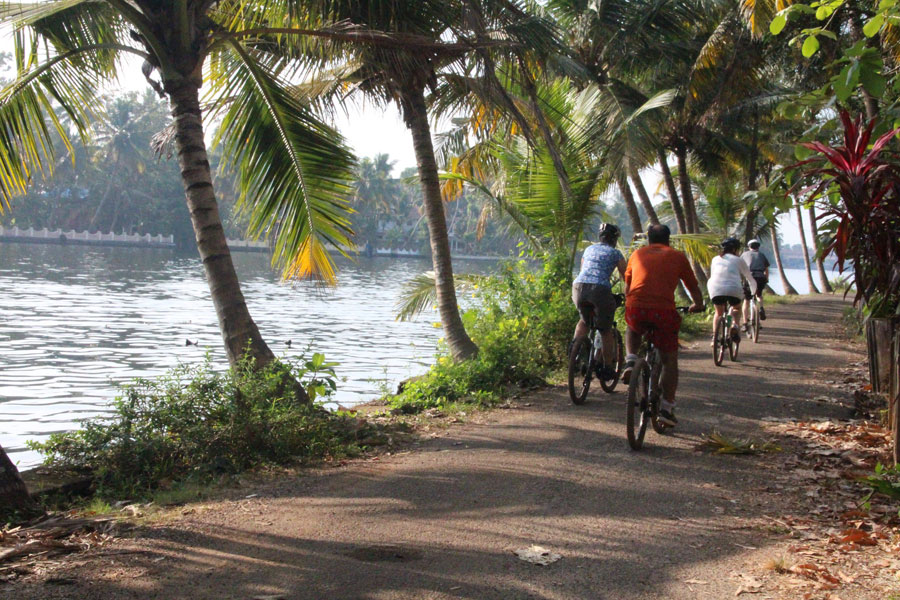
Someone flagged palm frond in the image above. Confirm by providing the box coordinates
[395,271,489,321]
[207,41,356,284]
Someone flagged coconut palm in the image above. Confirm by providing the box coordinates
[0,1,359,373]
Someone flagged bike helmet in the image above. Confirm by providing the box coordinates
[748,239,761,249]
[598,222,621,243]
[720,237,741,253]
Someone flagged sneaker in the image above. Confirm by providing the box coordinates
[658,408,678,427]
[731,329,741,344]
[742,323,750,334]
[759,307,766,320]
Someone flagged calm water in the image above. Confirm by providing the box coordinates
[0,243,828,469]
[1,245,477,468]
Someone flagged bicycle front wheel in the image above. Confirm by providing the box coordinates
[626,358,650,450]
[713,318,726,366]
[567,336,592,405]
[599,329,624,393]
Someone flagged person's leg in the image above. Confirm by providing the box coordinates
[625,326,641,357]
[711,302,724,345]
[574,318,589,340]
[659,350,679,403]
[742,298,751,326]
[600,329,615,365]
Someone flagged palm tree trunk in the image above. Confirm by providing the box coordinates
[628,166,660,226]
[0,443,38,519]
[794,203,819,294]
[807,204,833,293]
[618,178,643,236]
[400,84,478,361]
[771,221,798,295]
[166,80,283,373]
[658,148,686,234]
[674,146,698,233]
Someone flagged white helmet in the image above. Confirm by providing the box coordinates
[748,239,761,249]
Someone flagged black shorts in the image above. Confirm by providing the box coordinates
[711,295,742,307]
[572,283,616,331]
[743,276,767,299]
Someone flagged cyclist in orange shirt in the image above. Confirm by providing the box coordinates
[623,225,704,427]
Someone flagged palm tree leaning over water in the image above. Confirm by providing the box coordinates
[0,1,359,376]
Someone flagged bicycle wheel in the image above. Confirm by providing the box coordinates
[751,301,760,343]
[599,329,624,393]
[626,358,650,450]
[713,318,726,366]
[567,336,593,405]
[729,327,740,361]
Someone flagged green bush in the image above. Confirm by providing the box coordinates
[29,354,362,498]
[390,255,578,413]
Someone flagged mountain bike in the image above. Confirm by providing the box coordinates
[713,311,739,366]
[568,294,625,405]
[626,306,691,450]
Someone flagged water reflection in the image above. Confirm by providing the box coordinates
[0,244,467,468]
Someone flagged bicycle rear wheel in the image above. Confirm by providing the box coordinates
[713,318,726,366]
[567,336,593,405]
[599,329,624,393]
[751,301,760,343]
[626,358,650,450]
[729,326,740,361]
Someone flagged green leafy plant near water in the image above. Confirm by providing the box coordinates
[29,353,363,498]
[390,255,577,413]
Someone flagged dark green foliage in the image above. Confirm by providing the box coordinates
[390,254,578,412]
[29,355,360,497]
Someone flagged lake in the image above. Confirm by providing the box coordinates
[0,243,829,468]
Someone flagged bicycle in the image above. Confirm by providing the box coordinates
[747,293,761,343]
[713,311,740,366]
[626,306,691,450]
[568,293,625,405]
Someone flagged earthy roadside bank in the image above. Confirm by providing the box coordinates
[4,295,895,600]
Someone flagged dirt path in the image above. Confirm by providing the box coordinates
[8,296,864,600]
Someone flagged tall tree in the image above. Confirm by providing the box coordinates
[806,203,834,292]
[794,202,820,294]
[770,220,799,295]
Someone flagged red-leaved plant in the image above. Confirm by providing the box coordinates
[791,110,900,316]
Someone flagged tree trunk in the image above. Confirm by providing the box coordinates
[618,177,643,237]
[794,203,820,294]
[770,221,798,295]
[658,148,686,234]
[628,166,660,226]
[807,204,833,293]
[401,84,478,361]
[0,443,38,519]
[166,80,285,375]
[675,146,698,233]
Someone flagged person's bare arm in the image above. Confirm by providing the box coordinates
[616,258,627,282]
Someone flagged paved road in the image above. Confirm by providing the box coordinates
[10,296,857,600]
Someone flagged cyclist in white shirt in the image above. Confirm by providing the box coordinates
[707,237,757,346]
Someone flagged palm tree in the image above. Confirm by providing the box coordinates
[0,2,357,372]
[806,203,834,292]
[770,219,799,295]
[794,201,820,294]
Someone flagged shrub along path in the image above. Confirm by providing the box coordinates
[7,295,880,599]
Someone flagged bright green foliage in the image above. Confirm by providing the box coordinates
[29,354,359,497]
[389,255,577,412]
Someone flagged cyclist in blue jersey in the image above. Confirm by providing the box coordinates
[572,223,627,379]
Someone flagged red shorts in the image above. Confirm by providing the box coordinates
[625,306,682,353]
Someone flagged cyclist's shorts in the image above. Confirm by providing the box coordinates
[625,306,681,353]
[572,283,616,331]
[711,295,742,307]
[743,276,768,299]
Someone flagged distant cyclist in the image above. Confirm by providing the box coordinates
[572,223,627,380]
[623,224,704,428]
[708,237,757,346]
[741,239,770,327]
